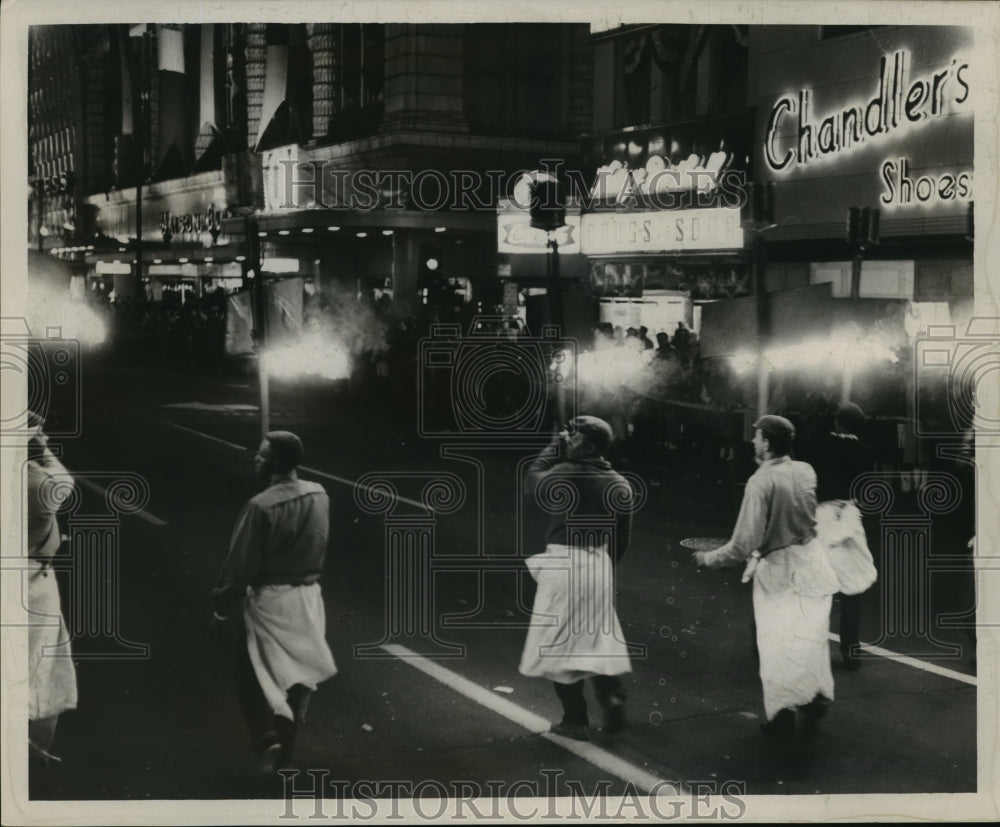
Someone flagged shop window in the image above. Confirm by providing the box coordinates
[591,259,750,300]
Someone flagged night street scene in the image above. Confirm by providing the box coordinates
[2,3,997,824]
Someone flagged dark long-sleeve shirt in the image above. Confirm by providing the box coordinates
[212,476,329,618]
[806,432,874,503]
[524,441,633,564]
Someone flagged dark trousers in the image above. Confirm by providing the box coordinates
[839,593,862,657]
[552,675,625,726]
[235,638,310,759]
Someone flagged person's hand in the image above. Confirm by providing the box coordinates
[28,412,48,447]
[692,550,713,567]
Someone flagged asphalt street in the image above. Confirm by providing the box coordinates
[24,358,977,801]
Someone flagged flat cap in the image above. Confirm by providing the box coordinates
[571,415,614,452]
[835,402,866,434]
[752,414,796,438]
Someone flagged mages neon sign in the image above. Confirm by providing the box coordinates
[763,50,972,209]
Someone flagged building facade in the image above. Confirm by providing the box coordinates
[29,22,593,317]
[542,24,755,343]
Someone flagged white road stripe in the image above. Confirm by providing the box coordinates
[75,476,167,526]
[163,421,428,510]
[381,643,682,795]
[164,421,248,452]
[827,633,976,686]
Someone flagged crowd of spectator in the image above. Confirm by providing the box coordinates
[89,283,229,372]
[84,283,939,481]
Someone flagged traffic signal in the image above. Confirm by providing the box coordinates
[419,241,444,283]
[529,176,565,232]
[741,181,775,226]
[846,207,880,247]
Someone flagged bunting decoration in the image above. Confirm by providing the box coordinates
[254,25,289,150]
[154,24,192,181]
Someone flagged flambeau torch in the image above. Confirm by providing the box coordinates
[528,170,569,432]
[550,347,574,430]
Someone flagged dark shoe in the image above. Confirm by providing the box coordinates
[550,721,590,741]
[798,695,830,744]
[603,701,627,734]
[759,708,796,740]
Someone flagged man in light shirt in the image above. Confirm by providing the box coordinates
[693,415,839,743]
[212,431,337,773]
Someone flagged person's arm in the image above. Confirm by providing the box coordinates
[694,475,769,568]
[211,502,265,620]
[29,419,71,481]
[523,434,564,500]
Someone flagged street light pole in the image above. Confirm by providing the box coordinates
[130,26,152,303]
[745,181,775,417]
[547,235,563,333]
[752,228,770,416]
[244,214,270,438]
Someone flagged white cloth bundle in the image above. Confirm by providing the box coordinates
[815,500,877,596]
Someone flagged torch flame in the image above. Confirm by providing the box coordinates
[260,332,352,381]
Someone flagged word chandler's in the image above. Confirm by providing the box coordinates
[765,50,970,172]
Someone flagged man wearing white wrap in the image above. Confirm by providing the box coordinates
[213,431,337,773]
[519,415,634,742]
[693,415,839,743]
[26,412,77,769]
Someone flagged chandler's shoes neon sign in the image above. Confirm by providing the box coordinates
[880,158,971,206]
[764,50,970,173]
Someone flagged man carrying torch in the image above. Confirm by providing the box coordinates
[212,431,337,773]
[519,416,634,741]
[693,415,839,743]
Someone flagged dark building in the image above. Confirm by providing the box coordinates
[29,23,593,316]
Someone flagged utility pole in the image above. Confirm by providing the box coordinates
[844,206,880,403]
[847,206,879,299]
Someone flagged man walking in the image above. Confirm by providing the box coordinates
[26,412,77,769]
[212,431,337,773]
[805,402,877,670]
[693,415,839,743]
[519,416,634,741]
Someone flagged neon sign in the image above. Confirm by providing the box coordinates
[880,158,972,207]
[764,50,970,173]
